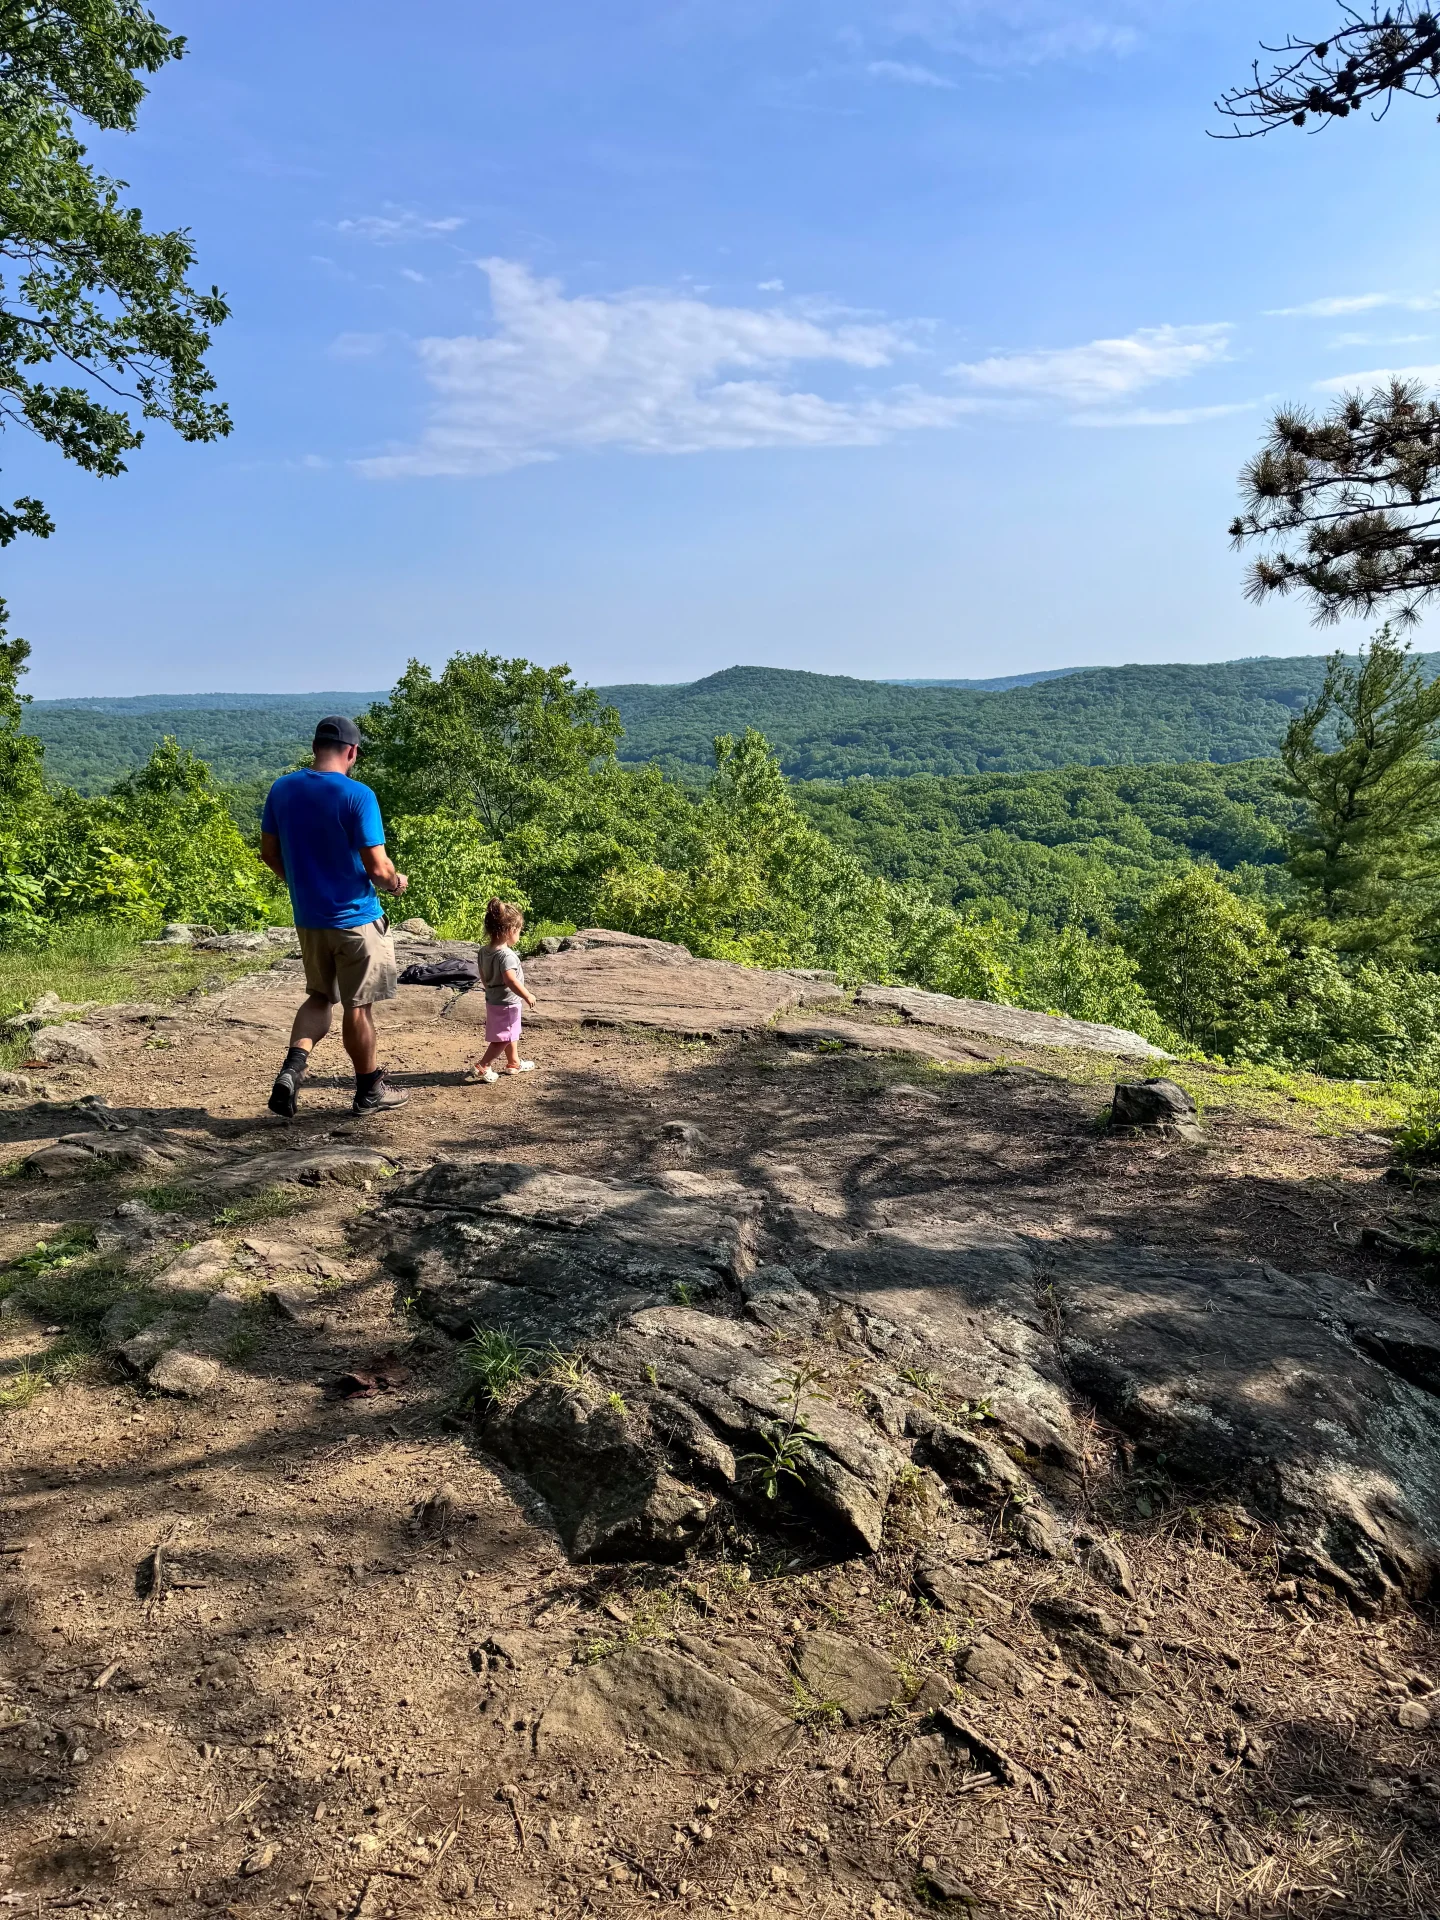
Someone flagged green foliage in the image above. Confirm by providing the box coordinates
[1128,869,1283,1056]
[360,654,623,839]
[0,631,43,811]
[1395,1101,1440,1168]
[741,1361,831,1501]
[388,813,526,939]
[0,737,277,942]
[0,0,229,540]
[458,1326,535,1404]
[1279,630,1440,959]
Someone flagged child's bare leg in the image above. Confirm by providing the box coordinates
[470,1041,506,1074]
[503,1039,522,1072]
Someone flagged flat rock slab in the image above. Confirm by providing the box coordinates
[794,1632,898,1722]
[449,927,842,1037]
[1053,1247,1440,1603]
[772,1018,990,1063]
[206,1144,395,1193]
[538,1644,794,1773]
[855,985,1169,1059]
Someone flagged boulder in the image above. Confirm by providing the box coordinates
[537,1644,794,1773]
[854,984,1170,1059]
[193,932,268,952]
[147,1348,223,1398]
[912,1557,1007,1622]
[205,1144,394,1192]
[22,1144,99,1178]
[27,1025,104,1068]
[887,1733,957,1787]
[1110,1078,1201,1140]
[793,1632,897,1722]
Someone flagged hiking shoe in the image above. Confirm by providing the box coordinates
[268,1067,303,1119]
[352,1075,410,1115]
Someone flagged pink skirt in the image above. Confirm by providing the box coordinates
[485,1003,522,1045]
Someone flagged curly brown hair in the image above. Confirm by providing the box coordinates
[483,898,524,942]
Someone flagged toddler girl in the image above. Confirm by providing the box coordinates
[465,899,537,1084]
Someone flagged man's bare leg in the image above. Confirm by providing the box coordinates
[342,1005,377,1077]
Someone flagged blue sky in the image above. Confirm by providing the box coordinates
[14,0,1440,695]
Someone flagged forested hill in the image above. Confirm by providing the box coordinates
[24,693,387,792]
[24,653,1440,790]
[601,656,1440,779]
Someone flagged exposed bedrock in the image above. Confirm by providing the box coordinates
[382,1161,1440,1603]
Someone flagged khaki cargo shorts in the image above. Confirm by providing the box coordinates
[297,919,397,1010]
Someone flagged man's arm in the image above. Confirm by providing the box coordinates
[259,831,285,882]
[361,844,409,897]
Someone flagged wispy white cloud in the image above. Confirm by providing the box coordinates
[951,324,1231,407]
[867,58,956,86]
[1314,361,1440,393]
[1070,400,1258,429]
[884,1,1141,65]
[327,331,387,361]
[1328,331,1430,349]
[1268,291,1440,318]
[355,260,974,479]
[757,278,785,291]
[336,207,466,245]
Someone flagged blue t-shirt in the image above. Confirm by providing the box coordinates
[260,770,386,930]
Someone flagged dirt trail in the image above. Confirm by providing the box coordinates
[1,955,1439,1920]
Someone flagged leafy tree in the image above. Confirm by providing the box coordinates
[1127,869,1282,1057]
[105,737,277,927]
[1217,4,1440,138]
[1278,630,1440,956]
[0,625,43,808]
[387,813,526,940]
[1231,383,1440,626]
[359,655,624,840]
[0,1,230,543]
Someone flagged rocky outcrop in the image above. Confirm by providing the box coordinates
[448,928,844,1038]
[381,1159,1440,1603]
[855,984,1170,1059]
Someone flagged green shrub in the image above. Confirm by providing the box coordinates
[388,812,527,939]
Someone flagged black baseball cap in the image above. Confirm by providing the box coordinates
[313,715,362,749]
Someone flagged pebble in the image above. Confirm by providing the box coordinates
[1396,1700,1432,1732]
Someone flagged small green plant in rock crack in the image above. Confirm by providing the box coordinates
[741,1360,832,1501]
[605,1390,628,1417]
[670,1279,694,1307]
[789,1676,843,1731]
[458,1327,537,1405]
[543,1345,593,1395]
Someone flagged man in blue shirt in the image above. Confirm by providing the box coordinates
[259,716,411,1117]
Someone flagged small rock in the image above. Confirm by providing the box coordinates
[0,1071,31,1095]
[912,1557,1006,1621]
[240,1842,276,1875]
[1109,1078,1200,1140]
[265,1281,312,1322]
[1397,1700,1432,1732]
[23,1143,98,1178]
[28,1025,105,1068]
[399,917,435,937]
[159,924,195,945]
[916,1863,977,1908]
[417,1483,459,1532]
[886,1732,956,1787]
[910,1670,954,1716]
[917,1425,1028,1505]
[956,1636,1035,1697]
[1032,1595,1122,1642]
[148,1348,223,1398]
[1009,1501,1067,1558]
[794,1632,897,1723]
[537,1644,792,1772]
[1075,1531,1137,1600]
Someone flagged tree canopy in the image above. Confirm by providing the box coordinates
[1217,3,1440,137]
[1231,382,1440,626]
[0,0,230,544]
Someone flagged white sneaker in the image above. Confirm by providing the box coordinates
[506,1060,535,1074]
[481,1067,500,1084]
